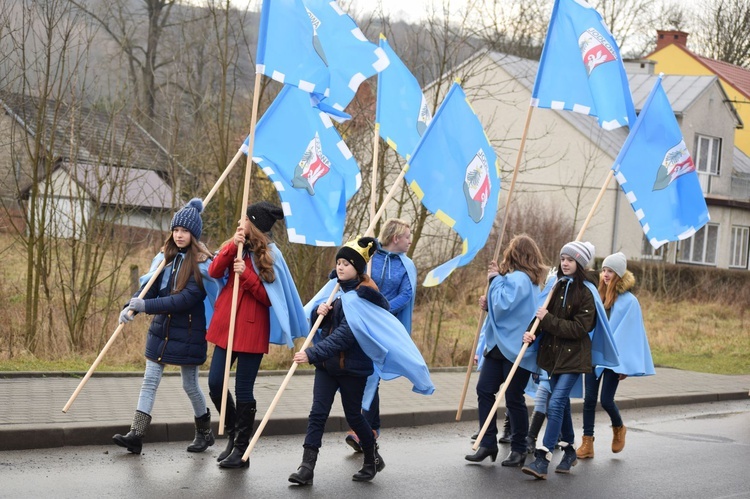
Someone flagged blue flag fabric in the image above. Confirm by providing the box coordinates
[532,0,636,130]
[405,82,501,286]
[376,35,431,160]
[304,0,389,112]
[594,291,655,378]
[252,243,309,347]
[612,76,710,248]
[256,0,330,95]
[244,85,362,246]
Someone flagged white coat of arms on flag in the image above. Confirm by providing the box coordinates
[653,139,696,191]
[578,28,616,76]
[417,95,432,136]
[463,149,491,223]
[292,132,331,195]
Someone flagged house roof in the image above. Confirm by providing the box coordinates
[735,148,750,177]
[0,91,184,175]
[60,162,175,210]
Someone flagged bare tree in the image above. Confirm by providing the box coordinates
[695,0,750,68]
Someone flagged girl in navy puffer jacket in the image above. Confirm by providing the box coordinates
[289,236,389,486]
[113,199,216,456]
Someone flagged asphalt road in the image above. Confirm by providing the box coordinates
[1,400,748,499]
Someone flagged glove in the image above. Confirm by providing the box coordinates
[119,308,134,324]
[129,298,146,313]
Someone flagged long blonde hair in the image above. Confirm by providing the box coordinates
[498,234,548,287]
[598,272,621,310]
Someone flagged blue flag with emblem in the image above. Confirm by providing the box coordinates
[612,75,710,248]
[375,35,431,160]
[304,0,389,113]
[242,85,362,246]
[406,82,501,286]
[256,0,330,96]
[532,0,636,130]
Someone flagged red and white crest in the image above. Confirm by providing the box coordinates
[653,139,696,191]
[578,28,616,76]
[292,133,330,195]
[463,149,491,223]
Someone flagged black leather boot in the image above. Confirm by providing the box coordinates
[352,445,379,482]
[465,446,498,463]
[288,447,318,485]
[501,450,527,467]
[187,408,215,453]
[219,401,255,469]
[498,413,511,444]
[210,391,236,461]
[113,410,151,454]
[526,411,546,454]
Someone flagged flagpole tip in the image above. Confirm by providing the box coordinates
[379,33,386,40]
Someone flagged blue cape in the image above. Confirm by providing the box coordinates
[396,253,418,334]
[595,291,655,377]
[480,271,542,373]
[139,252,222,325]
[252,243,308,348]
[305,279,435,409]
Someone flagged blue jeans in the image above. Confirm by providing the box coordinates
[304,368,374,451]
[583,369,622,436]
[475,348,531,453]
[542,373,580,450]
[137,359,207,417]
[533,382,551,414]
[207,346,263,404]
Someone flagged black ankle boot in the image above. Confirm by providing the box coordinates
[526,411,546,454]
[113,410,151,454]
[501,450,527,467]
[288,447,318,485]
[352,445,379,482]
[498,414,511,444]
[187,408,215,453]
[210,391,236,462]
[464,446,498,463]
[219,401,256,469]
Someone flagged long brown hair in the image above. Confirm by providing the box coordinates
[222,220,275,283]
[163,234,211,294]
[498,234,548,287]
[598,272,621,310]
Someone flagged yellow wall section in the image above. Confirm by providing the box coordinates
[650,45,750,157]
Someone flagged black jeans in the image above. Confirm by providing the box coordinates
[304,368,375,451]
[476,347,531,453]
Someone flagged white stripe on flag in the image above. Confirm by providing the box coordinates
[349,72,366,92]
[337,140,352,160]
[572,103,591,114]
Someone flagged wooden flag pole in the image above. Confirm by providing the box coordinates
[456,106,534,420]
[218,74,264,434]
[62,148,248,414]
[367,124,380,275]
[471,169,614,450]
[241,166,409,462]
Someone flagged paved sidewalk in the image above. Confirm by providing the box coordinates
[1,367,748,451]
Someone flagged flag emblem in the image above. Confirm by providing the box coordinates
[417,95,431,136]
[305,7,329,65]
[579,28,616,75]
[463,149,491,223]
[653,139,695,190]
[292,133,331,195]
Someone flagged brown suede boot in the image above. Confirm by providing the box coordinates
[576,435,594,459]
[612,425,627,453]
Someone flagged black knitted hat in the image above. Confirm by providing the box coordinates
[247,201,284,233]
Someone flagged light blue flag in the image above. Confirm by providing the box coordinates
[532,0,636,130]
[612,75,710,248]
[406,82,501,286]
[242,86,362,246]
[376,35,431,160]
[304,0,389,112]
[256,0,330,95]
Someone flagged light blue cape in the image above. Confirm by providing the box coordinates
[595,291,655,377]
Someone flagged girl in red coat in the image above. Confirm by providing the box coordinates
[206,204,279,468]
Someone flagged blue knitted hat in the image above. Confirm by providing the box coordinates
[171,198,204,240]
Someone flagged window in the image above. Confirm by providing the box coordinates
[677,223,719,265]
[641,235,666,260]
[730,225,749,269]
[694,134,721,194]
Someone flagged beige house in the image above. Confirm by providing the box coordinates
[434,50,750,270]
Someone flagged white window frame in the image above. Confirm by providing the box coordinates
[677,223,719,265]
[729,225,749,269]
[694,134,721,175]
[641,235,666,260]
